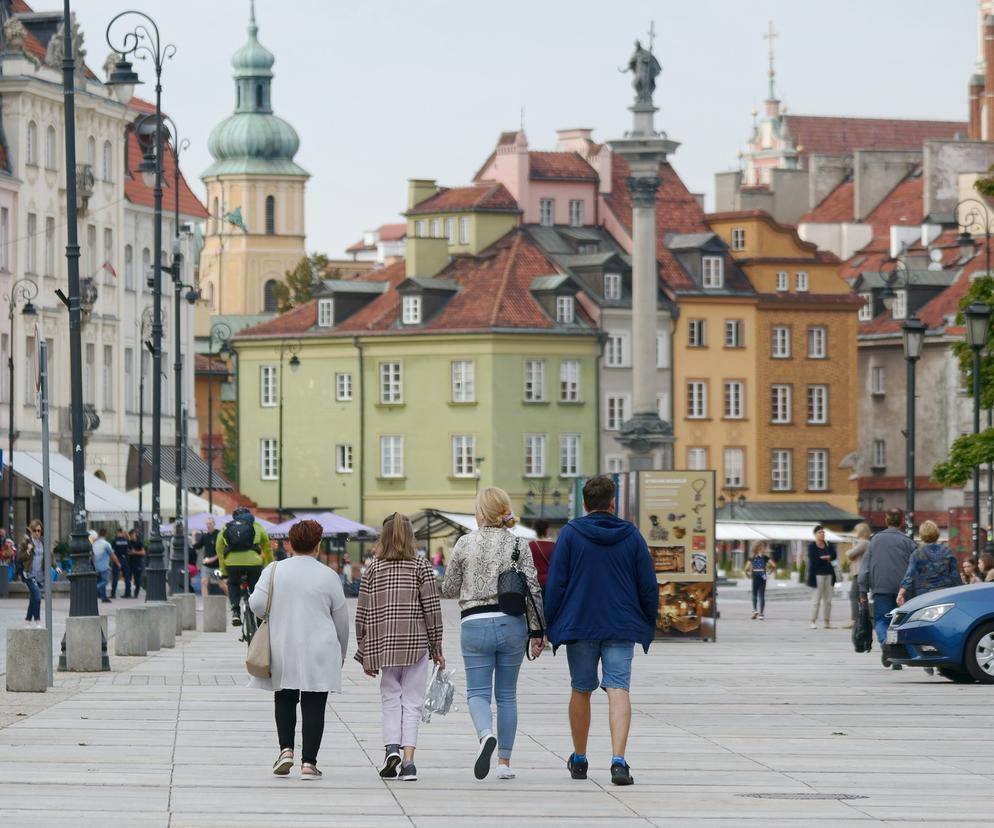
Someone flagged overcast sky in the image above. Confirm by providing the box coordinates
[78,0,977,257]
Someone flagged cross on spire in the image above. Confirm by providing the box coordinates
[648,20,656,53]
[764,19,779,101]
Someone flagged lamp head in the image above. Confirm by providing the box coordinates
[901,315,927,361]
[288,354,301,372]
[964,301,992,350]
[958,230,976,260]
[21,300,37,317]
[185,288,200,305]
[137,149,157,188]
[106,56,141,104]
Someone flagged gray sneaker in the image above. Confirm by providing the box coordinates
[379,744,402,778]
[398,762,418,781]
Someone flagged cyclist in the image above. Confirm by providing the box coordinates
[217,507,273,628]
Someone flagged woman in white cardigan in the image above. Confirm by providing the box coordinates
[249,519,350,779]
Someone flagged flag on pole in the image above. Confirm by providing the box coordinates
[101,260,117,278]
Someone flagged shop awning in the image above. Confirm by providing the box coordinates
[267,511,377,540]
[129,444,233,491]
[410,510,537,541]
[716,522,769,541]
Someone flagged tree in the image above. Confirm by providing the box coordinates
[271,253,335,314]
[219,404,238,484]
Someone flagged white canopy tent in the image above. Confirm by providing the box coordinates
[11,451,141,521]
[717,521,846,544]
[436,511,537,540]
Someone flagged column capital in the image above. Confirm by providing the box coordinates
[625,175,661,207]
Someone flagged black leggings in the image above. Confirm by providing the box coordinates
[274,689,329,765]
[227,565,263,611]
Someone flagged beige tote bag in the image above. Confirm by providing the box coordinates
[246,563,276,679]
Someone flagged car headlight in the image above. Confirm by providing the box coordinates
[908,603,954,623]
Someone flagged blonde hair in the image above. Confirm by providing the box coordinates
[476,487,518,529]
[376,513,416,561]
[853,522,871,540]
[919,520,940,544]
[751,542,768,556]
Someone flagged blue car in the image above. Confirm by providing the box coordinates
[886,582,994,683]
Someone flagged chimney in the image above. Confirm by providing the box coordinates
[407,179,438,210]
[985,15,994,139]
[556,128,594,156]
[970,73,985,141]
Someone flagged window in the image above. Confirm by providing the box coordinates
[102,345,113,410]
[560,434,581,476]
[86,136,95,169]
[45,126,56,170]
[569,199,583,227]
[260,439,279,480]
[446,217,455,242]
[524,434,546,477]
[725,320,743,348]
[858,292,873,322]
[807,449,828,490]
[524,359,545,401]
[44,217,55,277]
[379,362,402,404]
[687,448,708,470]
[25,213,36,274]
[82,342,94,405]
[141,349,151,410]
[452,360,474,402]
[317,298,334,327]
[771,449,792,491]
[776,271,788,291]
[103,228,113,283]
[731,227,745,251]
[24,335,35,402]
[539,199,554,227]
[452,435,476,477]
[335,372,352,401]
[86,224,96,277]
[606,456,625,473]
[26,121,37,165]
[687,380,707,419]
[430,219,442,238]
[807,384,828,424]
[724,447,744,488]
[871,366,885,395]
[336,444,353,473]
[256,83,264,109]
[263,279,278,312]
[142,248,151,291]
[414,220,427,238]
[603,271,621,301]
[0,207,8,270]
[459,217,470,244]
[872,439,886,469]
[605,394,629,431]
[656,334,669,368]
[265,195,275,235]
[0,334,8,403]
[380,436,403,477]
[124,348,134,413]
[702,256,724,288]
[807,326,827,358]
[402,295,422,324]
[688,319,706,347]
[772,325,790,358]
[560,360,580,402]
[556,295,575,324]
[724,380,744,419]
[260,365,277,407]
[771,384,792,423]
[102,141,112,182]
[796,271,809,292]
[605,333,628,367]
[892,289,907,320]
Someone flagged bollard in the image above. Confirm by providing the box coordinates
[65,617,104,672]
[169,600,183,638]
[203,595,228,632]
[6,628,47,692]
[172,594,196,631]
[114,606,149,657]
[147,602,177,649]
[146,605,161,652]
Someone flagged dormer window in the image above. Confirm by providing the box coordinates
[858,292,873,322]
[702,256,724,289]
[402,295,422,325]
[569,200,584,227]
[603,272,621,301]
[796,271,809,292]
[731,227,745,251]
[556,295,575,324]
[577,242,599,254]
[317,298,334,328]
[540,199,554,227]
[776,271,789,291]
[891,290,907,320]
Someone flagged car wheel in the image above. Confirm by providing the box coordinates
[963,621,994,684]
[936,667,976,683]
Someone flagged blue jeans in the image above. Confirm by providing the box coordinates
[872,593,898,645]
[23,574,42,621]
[566,640,635,692]
[751,575,767,614]
[460,615,528,760]
[96,569,109,600]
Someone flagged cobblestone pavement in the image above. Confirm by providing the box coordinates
[1,589,992,827]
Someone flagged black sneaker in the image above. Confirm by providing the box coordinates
[398,762,417,781]
[610,761,634,786]
[379,745,401,778]
[474,734,497,780]
[880,651,891,669]
[231,610,242,628]
[567,753,588,780]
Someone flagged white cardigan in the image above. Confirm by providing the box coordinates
[247,556,350,693]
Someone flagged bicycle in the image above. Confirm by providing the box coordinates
[216,569,258,645]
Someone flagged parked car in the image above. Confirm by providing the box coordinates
[886,582,994,683]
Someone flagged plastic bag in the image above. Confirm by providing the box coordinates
[421,666,457,723]
[852,601,873,653]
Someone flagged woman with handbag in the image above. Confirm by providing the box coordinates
[248,519,350,780]
[355,513,444,782]
[441,487,545,781]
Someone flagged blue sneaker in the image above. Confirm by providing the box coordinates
[567,753,588,780]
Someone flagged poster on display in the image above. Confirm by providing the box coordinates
[633,470,716,641]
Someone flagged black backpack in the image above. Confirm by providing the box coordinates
[223,519,257,554]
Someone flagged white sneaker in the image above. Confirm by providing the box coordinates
[809,623,817,629]
[495,764,515,780]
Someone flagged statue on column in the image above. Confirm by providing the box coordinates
[623,39,661,106]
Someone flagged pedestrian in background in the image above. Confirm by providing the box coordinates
[355,512,444,783]
[845,523,871,629]
[961,557,981,584]
[528,518,555,593]
[111,527,131,598]
[127,528,146,598]
[91,528,118,604]
[979,552,994,582]
[193,517,222,599]
[249,519,350,780]
[806,526,837,629]
[17,520,45,626]
[747,542,775,620]
[897,520,959,607]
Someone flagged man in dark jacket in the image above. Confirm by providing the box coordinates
[545,475,659,787]
[859,508,917,669]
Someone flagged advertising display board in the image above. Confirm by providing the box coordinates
[635,470,716,641]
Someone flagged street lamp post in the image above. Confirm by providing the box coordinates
[902,315,926,539]
[277,341,301,521]
[136,307,154,537]
[965,302,992,560]
[4,278,38,541]
[106,11,176,602]
[207,322,232,513]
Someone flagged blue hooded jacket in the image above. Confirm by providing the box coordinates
[544,511,659,652]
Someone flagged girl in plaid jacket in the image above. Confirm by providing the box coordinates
[355,513,444,782]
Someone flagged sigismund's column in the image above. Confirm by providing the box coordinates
[609,37,678,471]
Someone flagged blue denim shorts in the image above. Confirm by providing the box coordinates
[565,640,635,692]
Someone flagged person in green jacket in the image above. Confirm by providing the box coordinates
[217,507,274,627]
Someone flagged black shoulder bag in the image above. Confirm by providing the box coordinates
[497,538,545,660]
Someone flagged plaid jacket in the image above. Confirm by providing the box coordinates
[354,556,443,671]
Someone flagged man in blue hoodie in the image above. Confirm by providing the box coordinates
[544,475,659,786]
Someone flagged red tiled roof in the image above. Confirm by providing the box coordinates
[194,354,228,374]
[784,115,966,158]
[407,183,518,215]
[800,179,855,223]
[529,151,598,181]
[858,268,974,336]
[345,239,368,253]
[379,223,406,241]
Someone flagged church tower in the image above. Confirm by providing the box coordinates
[198,0,309,322]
